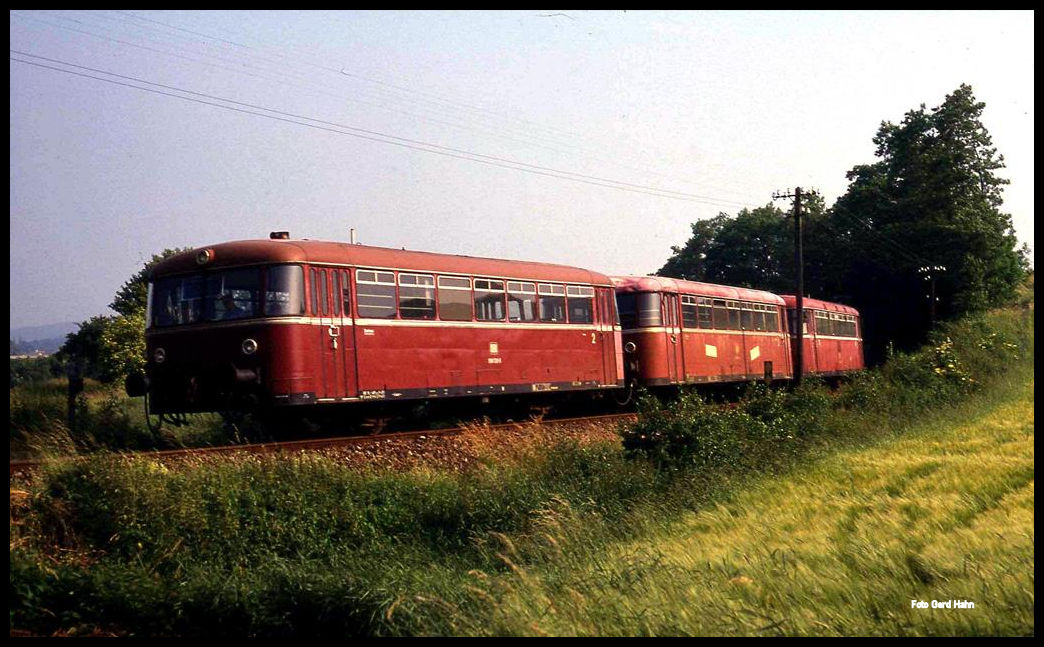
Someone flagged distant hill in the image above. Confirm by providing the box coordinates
[10,321,79,355]
[11,322,79,342]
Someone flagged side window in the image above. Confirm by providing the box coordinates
[753,305,767,332]
[398,273,435,319]
[599,288,618,326]
[696,297,712,329]
[356,270,397,319]
[815,312,831,336]
[616,293,637,328]
[507,281,538,322]
[318,269,329,316]
[310,268,319,315]
[539,284,566,323]
[712,299,728,330]
[341,270,351,316]
[567,286,594,324]
[740,304,753,331]
[681,295,698,328]
[438,276,472,321]
[727,301,741,331]
[474,278,506,321]
[331,270,341,316]
[765,307,779,332]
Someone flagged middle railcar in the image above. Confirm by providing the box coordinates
[611,276,793,387]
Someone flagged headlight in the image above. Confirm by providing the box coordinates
[624,341,637,354]
[241,338,258,355]
[154,347,166,363]
[196,249,213,265]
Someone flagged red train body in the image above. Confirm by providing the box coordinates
[132,237,863,422]
[781,295,865,376]
[612,276,793,386]
[140,239,623,417]
[608,276,864,389]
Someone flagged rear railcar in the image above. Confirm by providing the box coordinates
[781,295,864,376]
[612,276,793,388]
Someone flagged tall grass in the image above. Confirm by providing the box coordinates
[456,370,1034,636]
[9,378,227,460]
[9,307,1033,636]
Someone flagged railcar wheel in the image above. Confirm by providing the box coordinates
[221,409,274,444]
[527,404,552,422]
[360,416,392,435]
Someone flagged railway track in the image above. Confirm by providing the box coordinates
[9,412,637,476]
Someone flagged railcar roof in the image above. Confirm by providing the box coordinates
[150,239,613,286]
[611,275,785,306]
[780,295,860,315]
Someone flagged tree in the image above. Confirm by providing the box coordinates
[658,195,829,296]
[830,84,1028,359]
[659,204,792,290]
[59,248,187,383]
[658,85,1026,365]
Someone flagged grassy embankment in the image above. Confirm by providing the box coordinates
[468,370,1034,636]
[9,377,226,460]
[9,306,1033,636]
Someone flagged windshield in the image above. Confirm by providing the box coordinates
[616,292,663,329]
[149,265,303,328]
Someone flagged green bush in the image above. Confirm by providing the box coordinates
[623,308,1033,473]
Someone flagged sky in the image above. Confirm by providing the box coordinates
[9,10,1035,331]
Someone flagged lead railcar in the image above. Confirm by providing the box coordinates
[127,235,624,430]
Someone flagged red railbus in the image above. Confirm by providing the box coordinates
[131,237,623,423]
[612,276,792,387]
[781,295,864,376]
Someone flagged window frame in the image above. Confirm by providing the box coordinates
[355,269,398,319]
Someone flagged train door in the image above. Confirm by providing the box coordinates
[777,306,794,378]
[595,288,617,386]
[311,267,350,400]
[805,310,819,374]
[739,304,752,378]
[787,308,817,376]
[662,293,683,384]
[334,269,358,397]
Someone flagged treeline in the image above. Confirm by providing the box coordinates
[659,85,1030,363]
[10,337,66,356]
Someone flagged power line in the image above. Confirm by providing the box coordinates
[828,208,933,267]
[20,10,620,166]
[11,51,756,207]
[18,9,766,202]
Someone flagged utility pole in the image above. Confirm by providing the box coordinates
[918,265,946,328]
[774,187,804,385]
